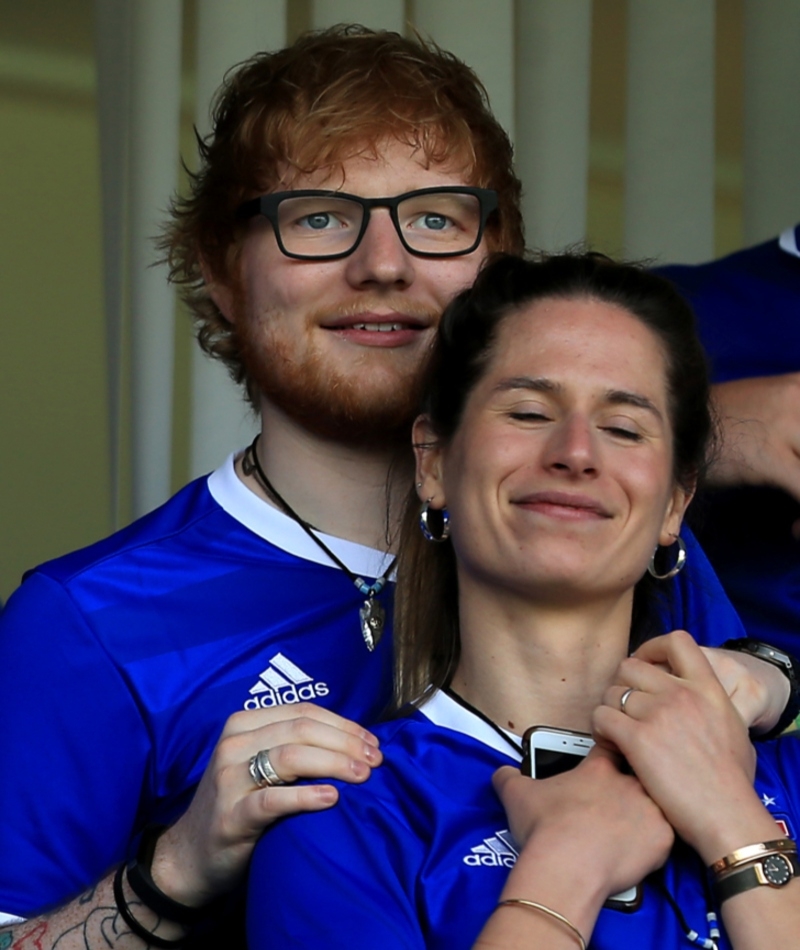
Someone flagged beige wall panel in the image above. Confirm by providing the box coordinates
[413,0,514,138]
[311,0,405,31]
[624,0,715,263]
[515,0,592,252]
[0,94,108,600]
[743,0,800,244]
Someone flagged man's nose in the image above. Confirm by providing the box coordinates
[344,209,416,288]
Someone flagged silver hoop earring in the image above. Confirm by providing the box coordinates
[648,536,687,580]
[419,500,450,542]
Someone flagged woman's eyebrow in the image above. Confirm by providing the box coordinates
[493,376,560,395]
[604,389,663,420]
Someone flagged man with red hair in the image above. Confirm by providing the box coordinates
[0,26,790,950]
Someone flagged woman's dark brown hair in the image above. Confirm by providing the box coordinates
[393,252,714,709]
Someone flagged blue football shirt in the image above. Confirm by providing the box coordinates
[248,691,800,950]
[0,456,745,921]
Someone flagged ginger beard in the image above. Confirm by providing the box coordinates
[236,296,438,448]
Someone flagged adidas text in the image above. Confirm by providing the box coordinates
[463,851,516,868]
[244,681,329,709]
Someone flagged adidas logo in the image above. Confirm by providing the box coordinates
[243,653,330,710]
[463,830,518,868]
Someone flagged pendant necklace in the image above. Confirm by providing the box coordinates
[243,436,396,651]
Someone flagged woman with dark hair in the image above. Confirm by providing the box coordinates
[247,254,800,949]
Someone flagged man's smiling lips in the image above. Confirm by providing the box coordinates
[321,313,433,347]
[514,490,613,520]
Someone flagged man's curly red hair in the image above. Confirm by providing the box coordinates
[161,25,524,397]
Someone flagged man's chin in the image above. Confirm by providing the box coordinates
[281,401,416,448]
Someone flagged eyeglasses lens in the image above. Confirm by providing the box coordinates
[275,191,483,258]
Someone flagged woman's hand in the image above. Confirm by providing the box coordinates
[151,703,382,908]
[491,745,673,937]
[594,630,776,864]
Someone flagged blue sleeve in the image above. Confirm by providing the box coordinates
[0,573,150,917]
[247,787,427,950]
[663,526,746,645]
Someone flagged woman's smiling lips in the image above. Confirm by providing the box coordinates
[514,490,613,520]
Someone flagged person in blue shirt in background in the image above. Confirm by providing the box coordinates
[248,253,800,950]
[658,226,800,656]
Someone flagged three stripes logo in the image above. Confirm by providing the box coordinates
[463,830,518,868]
[243,652,330,710]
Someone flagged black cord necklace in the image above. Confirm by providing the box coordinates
[443,687,524,756]
[243,436,396,651]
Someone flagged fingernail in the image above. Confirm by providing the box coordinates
[363,731,380,747]
[318,786,337,804]
[363,744,380,763]
[351,760,370,779]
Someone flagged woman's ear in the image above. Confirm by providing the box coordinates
[412,415,446,507]
[658,480,695,546]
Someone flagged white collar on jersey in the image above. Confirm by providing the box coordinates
[418,689,523,763]
[778,224,800,258]
[207,452,395,580]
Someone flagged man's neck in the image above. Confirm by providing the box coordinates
[236,404,412,552]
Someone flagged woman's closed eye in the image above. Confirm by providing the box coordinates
[601,423,644,442]
[508,410,551,423]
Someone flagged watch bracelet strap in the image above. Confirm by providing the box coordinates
[710,837,796,875]
[721,638,800,739]
[113,862,185,948]
[713,852,800,904]
[126,823,206,926]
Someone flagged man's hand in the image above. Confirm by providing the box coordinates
[710,374,800,537]
[700,644,790,735]
[151,703,381,908]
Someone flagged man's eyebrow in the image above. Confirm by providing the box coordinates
[493,378,664,421]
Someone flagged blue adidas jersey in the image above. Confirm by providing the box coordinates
[0,457,394,918]
[0,457,744,921]
[657,225,800,653]
[248,691,800,950]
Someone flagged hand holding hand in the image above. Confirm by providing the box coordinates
[151,703,381,907]
[594,630,769,863]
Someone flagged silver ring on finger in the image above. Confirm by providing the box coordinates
[248,749,286,789]
[619,686,637,714]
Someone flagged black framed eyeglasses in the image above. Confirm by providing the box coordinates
[234,187,498,260]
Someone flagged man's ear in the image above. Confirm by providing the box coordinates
[412,415,446,507]
[200,257,235,324]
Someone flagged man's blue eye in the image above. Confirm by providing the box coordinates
[303,213,332,229]
[423,213,448,230]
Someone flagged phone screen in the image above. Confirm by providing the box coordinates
[533,746,588,779]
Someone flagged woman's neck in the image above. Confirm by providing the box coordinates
[450,584,635,736]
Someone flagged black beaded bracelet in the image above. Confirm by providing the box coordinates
[113,863,185,949]
[126,824,206,926]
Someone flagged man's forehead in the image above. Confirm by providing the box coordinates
[273,137,476,194]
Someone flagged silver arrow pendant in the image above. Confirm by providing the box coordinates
[359,596,385,651]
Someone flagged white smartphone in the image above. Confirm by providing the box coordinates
[521,726,642,912]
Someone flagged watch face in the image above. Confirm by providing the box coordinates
[763,854,793,886]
